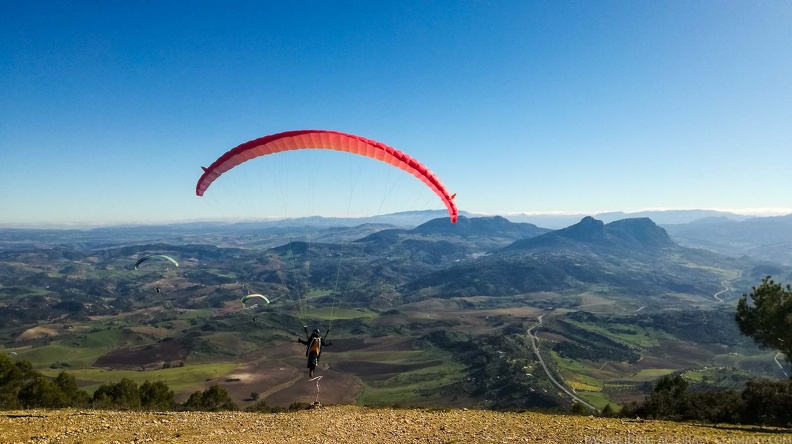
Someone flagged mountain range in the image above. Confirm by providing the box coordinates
[396,216,742,300]
[503,209,759,229]
[662,214,792,265]
[2,210,786,309]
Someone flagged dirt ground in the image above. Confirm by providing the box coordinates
[1,406,790,444]
[188,342,364,408]
[200,357,362,408]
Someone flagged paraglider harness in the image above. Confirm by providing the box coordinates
[301,326,330,370]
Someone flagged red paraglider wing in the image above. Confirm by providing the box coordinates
[196,130,458,223]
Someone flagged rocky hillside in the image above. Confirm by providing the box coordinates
[1,406,788,443]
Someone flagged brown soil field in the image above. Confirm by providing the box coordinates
[601,361,640,375]
[89,306,167,322]
[537,331,571,343]
[633,355,690,372]
[93,339,189,369]
[17,326,61,341]
[128,326,171,339]
[401,298,461,313]
[324,337,368,352]
[262,369,361,406]
[204,332,245,349]
[189,342,364,408]
[201,358,302,406]
[1,406,789,444]
[332,359,443,378]
[229,337,434,406]
[652,340,718,364]
[17,323,93,341]
[461,307,541,318]
[329,337,418,353]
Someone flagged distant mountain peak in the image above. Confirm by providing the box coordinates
[412,215,548,239]
[503,216,674,253]
[605,218,673,248]
[555,216,606,242]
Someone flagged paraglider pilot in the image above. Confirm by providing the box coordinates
[298,327,331,378]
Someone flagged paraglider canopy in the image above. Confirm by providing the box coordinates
[134,255,179,270]
[241,294,270,305]
[196,129,458,223]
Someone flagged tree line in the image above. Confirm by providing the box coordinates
[0,353,298,412]
[614,374,792,427]
[611,276,792,427]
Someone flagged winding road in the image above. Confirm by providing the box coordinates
[774,353,789,378]
[526,315,597,411]
[713,270,743,303]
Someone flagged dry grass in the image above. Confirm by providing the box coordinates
[17,326,61,341]
[1,406,790,444]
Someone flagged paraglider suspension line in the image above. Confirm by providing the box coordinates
[308,375,323,404]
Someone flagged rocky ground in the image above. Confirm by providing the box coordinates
[1,406,790,443]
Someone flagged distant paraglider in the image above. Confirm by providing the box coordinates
[134,255,179,270]
[242,293,271,322]
[241,293,271,307]
[134,255,179,295]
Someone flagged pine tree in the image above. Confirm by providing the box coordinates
[140,380,175,410]
[736,276,792,373]
[0,355,37,409]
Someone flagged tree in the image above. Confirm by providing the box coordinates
[735,276,792,372]
[53,371,90,407]
[199,385,237,411]
[140,380,175,410]
[18,376,68,408]
[180,385,237,411]
[92,378,141,410]
[644,375,689,421]
[739,379,792,427]
[181,391,204,411]
[686,390,740,424]
[0,355,37,409]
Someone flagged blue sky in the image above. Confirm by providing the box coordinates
[1,1,791,227]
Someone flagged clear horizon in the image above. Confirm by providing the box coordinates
[2,2,790,226]
[2,207,790,230]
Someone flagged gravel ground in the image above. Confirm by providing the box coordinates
[1,406,790,443]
